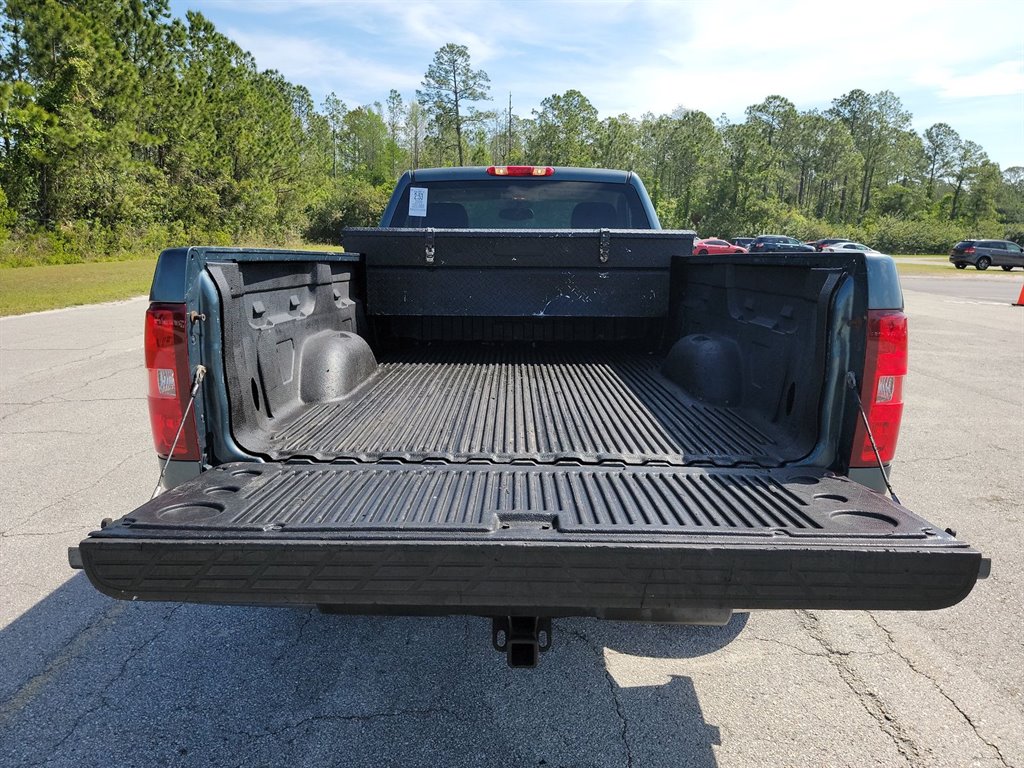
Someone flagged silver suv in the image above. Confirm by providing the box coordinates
[949,240,1024,270]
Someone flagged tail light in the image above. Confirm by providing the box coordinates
[963,246,975,254]
[487,165,554,176]
[850,309,908,467]
[145,303,200,460]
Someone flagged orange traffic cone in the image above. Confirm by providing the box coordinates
[1015,284,1024,307]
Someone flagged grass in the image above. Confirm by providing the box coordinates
[891,254,1024,277]
[0,259,156,316]
[0,243,346,316]
[894,261,962,275]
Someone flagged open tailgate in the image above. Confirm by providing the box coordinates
[72,463,984,616]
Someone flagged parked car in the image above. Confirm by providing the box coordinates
[748,235,816,253]
[693,237,747,255]
[807,238,849,251]
[822,241,881,254]
[949,240,1024,270]
[729,237,755,249]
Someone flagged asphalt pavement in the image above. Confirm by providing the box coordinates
[1,277,1022,768]
[899,273,1024,305]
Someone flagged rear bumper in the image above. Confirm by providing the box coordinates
[74,535,982,617]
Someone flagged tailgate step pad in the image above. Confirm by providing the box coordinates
[78,463,983,614]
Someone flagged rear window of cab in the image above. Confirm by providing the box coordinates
[387,179,652,229]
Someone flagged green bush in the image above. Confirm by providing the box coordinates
[0,186,16,245]
[859,216,986,254]
[304,179,391,244]
[692,204,1010,254]
[0,217,312,268]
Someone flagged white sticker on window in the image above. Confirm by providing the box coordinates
[409,187,428,218]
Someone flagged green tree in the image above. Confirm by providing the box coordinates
[527,89,599,166]
[996,167,1024,236]
[923,123,960,200]
[339,105,390,184]
[404,100,426,169]
[487,93,526,165]
[384,89,405,176]
[828,89,912,216]
[744,95,798,200]
[593,114,639,170]
[961,160,1000,226]
[948,139,985,220]
[322,92,347,179]
[416,43,490,166]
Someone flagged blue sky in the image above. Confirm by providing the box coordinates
[167,0,1024,169]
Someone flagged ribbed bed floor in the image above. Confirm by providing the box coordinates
[250,347,788,465]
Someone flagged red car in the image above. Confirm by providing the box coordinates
[693,238,748,255]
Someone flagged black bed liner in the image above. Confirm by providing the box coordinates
[76,462,983,615]
[245,347,787,466]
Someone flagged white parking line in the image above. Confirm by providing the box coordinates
[945,299,1011,306]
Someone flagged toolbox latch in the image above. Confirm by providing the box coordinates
[598,228,611,263]
[425,227,435,265]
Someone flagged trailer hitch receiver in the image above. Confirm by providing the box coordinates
[492,617,552,668]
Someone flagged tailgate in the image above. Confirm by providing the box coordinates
[73,463,984,615]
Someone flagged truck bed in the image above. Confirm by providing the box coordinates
[251,345,784,465]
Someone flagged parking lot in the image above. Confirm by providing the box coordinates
[1,273,1022,768]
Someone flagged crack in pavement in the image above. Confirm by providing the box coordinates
[0,527,85,539]
[898,453,971,465]
[0,446,151,536]
[1,347,119,388]
[0,601,129,728]
[796,610,919,767]
[49,396,147,403]
[0,383,143,424]
[914,370,1020,407]
[866,613,1012,768]
[250,707,460,737]
[567,627,634,768]
[3,430,94,437]
[20,604,184,768]
[4,361,141,409]
[73,362,141,387]
[0,395,140,408]
[223,707,470,767]
[744,634,885,659]
[0,397,59,422]
[271,610,316,669]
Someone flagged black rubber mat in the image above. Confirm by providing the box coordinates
[247,347,788,465]
[129,464,873,534]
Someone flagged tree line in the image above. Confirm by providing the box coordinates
[2,0,1022,265]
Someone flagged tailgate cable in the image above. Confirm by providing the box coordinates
[845,371,901,504]
[151,365,207,499]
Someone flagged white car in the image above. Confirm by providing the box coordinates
[822,241,880,254]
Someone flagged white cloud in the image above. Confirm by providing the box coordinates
[928,61,1024,99]
[177,0,1024,165]
[579,0,1024,117]
[225,28,420,103]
